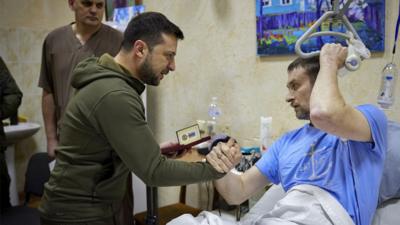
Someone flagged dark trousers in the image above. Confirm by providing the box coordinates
[40,175,135,225]
[0,148,11,213]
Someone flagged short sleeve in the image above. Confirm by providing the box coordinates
[356,104,387,153]
[255,138,283,184]
[38,36,54,93]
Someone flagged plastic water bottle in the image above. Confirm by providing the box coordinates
[208,97,221,120]
[207,97,221,135]
[377,63,398,109]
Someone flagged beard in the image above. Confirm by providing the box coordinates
[138,56,160,86]
[294,107,310,120]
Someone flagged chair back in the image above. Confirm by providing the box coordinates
[0,152,51,225]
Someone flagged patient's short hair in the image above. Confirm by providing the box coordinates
[287,56,320,85]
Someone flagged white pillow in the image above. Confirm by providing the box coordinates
[372,198,400,225]
[378,120,400,204]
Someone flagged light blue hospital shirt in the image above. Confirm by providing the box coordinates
[256,104,387,225]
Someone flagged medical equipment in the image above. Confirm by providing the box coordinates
[377,1,400,109]
[295,0,370,71]
[377,63,398,109]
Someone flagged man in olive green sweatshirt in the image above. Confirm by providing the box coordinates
[0,57,23,212]
[39,12,241,225]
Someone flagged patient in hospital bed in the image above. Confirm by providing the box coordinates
[169,44,394,225]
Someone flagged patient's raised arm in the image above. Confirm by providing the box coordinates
[310,43,372,142]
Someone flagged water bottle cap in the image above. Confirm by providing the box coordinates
[385,76,393,80]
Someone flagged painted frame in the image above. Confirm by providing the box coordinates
[256,0,385,56]
[105,0,144,22]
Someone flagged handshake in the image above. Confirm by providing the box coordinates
[160,136,243,174]
[206,138,242,173]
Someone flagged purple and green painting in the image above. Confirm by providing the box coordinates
[106,0,138,21]
[256,0,385,56]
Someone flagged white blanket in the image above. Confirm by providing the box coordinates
[167,211,236,225]
[244,184,354,225]
[168,184,355,225]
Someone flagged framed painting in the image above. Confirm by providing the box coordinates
[105,0,144,22]
[256,0,385,56]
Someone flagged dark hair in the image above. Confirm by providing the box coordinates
[287,56,320,84]
[121,12,184,51]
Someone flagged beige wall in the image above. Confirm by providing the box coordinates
[1,0,399,209]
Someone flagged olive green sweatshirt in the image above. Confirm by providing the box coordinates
[39,54,223,222]
[0,57,22,150]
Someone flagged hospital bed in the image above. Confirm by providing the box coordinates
[240,120,400,225]
[167,121,400,225]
